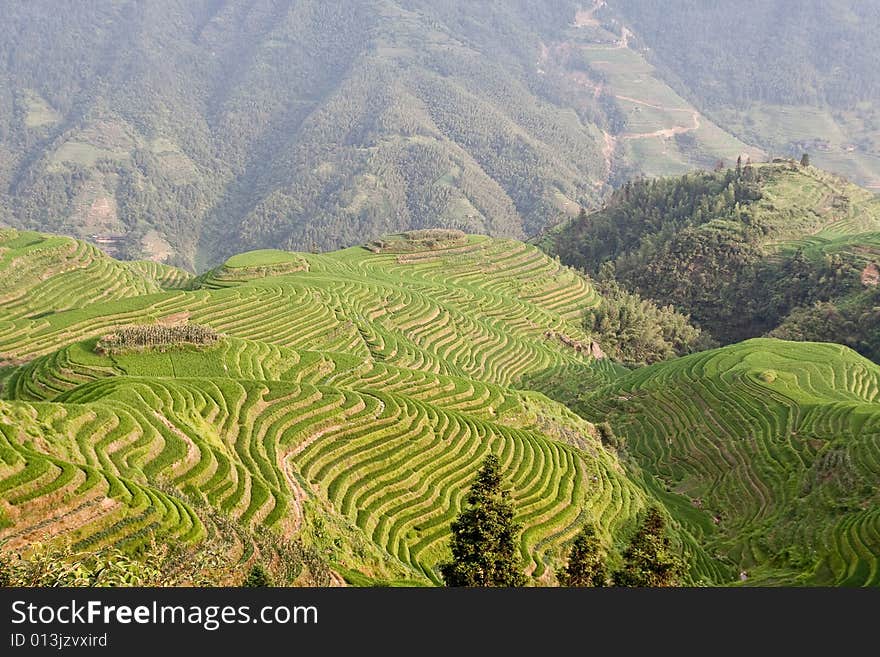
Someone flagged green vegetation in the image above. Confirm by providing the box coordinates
[213,251,309,281]
[0,231,649,585]
[769,289,880,360]
[0,509,329,587]
[544,163,880,357]
[440,455,526,587]
[365,230,468,254]
[1,229,877,587]
[242,563,274,588]
[579,339,880,586]
[584,274,713,366]
[614,1,880,109]
[0,0,620,268]
[0,229,191,322]
[0,543,166,587]
[612,508,683,587]
[0,1,786,267]
[542,2,761,181]
[95,324,220,355]
[560,523,607,587]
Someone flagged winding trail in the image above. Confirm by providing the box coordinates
[621,110,701,141]
[568,6,702,144]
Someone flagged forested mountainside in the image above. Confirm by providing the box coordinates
[614,0,880,109]
[541,161,880,359]
[1,228,878,586]
[0,0,767,269]
[612,0,880,188]
[0,0,594,268]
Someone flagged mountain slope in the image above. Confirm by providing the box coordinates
[2,230,879,585]
[541,162,880,353]
[0,230,648,584]
[0,0,763,268]
[579,339,880,585]
[0,228,192,325]
[2,347,644,584]
[0,1,597,268]
[610,0,880,189]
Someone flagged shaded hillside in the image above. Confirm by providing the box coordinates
[541,162,880,355]
[580,339,880,586]
[0,0,597,268]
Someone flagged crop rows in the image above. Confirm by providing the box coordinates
[581,338,880,585]
[1,237,604,393]
[0,230,169,321]
[1,366,643,580]
[1,230,643,583]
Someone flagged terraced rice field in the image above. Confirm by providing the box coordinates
[0,231,647,584]
[0,229,195,325]
[737,164,880,261]
[579,339,880,586]
[3,229,877,585]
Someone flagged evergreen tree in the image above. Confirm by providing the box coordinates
[800,153,811,167]
[613,507,683,587]
[560,523,607,587]
[243,563,273,587]
[440,455,526,587]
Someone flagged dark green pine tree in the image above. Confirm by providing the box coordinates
[440,455,527,587]
[560,523,607,587]
[613,507,683,587]
[243,563,273,587]
[800,152,811,167]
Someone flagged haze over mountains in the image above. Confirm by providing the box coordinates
[2,1,877,268]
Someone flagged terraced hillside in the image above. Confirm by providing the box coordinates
[3,229,878,586]
[0,229,193,325]
[0,230,655,584]
[580,339,880,586]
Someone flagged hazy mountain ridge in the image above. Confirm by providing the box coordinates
[1,0,773,269]
[612,0,880,189]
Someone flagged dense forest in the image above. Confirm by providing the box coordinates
[0,0,627,268]
[3,1,878,269]
[542,163,880,360]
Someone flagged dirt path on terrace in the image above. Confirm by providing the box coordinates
[614,94,692,112]
[622,110,701,140]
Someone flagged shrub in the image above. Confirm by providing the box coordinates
[242,563,273,587]
[95,324,220,355]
